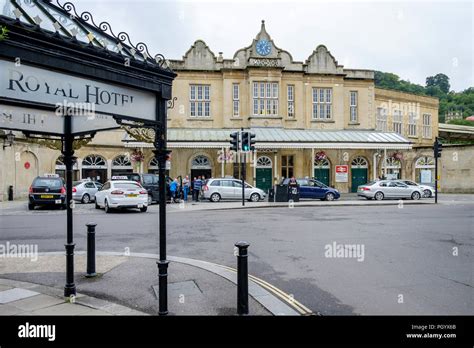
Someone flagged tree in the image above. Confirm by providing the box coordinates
[426,73,450,94]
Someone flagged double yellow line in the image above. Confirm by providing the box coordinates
[215,263,313,315]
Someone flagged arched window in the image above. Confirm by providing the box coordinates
[82,155,107,168]
[257,156,272,168]
[55,156,78,170]
[415,156,435,168]
[112,155,132,168]
[191,155,211,169]
[383,157,401,169]
[351,156,368,168]
[314,158,330,168]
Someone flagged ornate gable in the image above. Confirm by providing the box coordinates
[172,40,218,71]
[305,45,344,74]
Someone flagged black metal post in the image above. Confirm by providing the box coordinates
[241,152,246,207]
[435,138,438,204]
[86,223,97,278]
[62,114,76,297]
[154,98,170,316]
[235,241,250,315]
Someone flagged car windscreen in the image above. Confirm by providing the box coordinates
[113,183,142,189]
[73,181,82,186]
[365,181,377,186]
[33,178,63,188]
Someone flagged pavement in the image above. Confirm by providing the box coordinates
[0,252,305,316]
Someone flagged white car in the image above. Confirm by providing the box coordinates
[95,180,148,213]
[396,180,435,198]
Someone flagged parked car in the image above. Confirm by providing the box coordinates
[95,180,148,213]
[357,180,422,200]
[203,178,266,202]
[280,178,340,201]
[28,175,66,210]
[395,180,435,198]
[72,180,101,203]
[114,174,172,204]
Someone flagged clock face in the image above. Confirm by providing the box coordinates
[256,39,272,56]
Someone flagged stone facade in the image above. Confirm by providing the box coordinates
[3,20,472,200]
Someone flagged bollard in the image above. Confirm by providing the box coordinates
[85,223,97,278]
[235,241,250,315]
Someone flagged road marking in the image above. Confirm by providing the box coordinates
[214,263,313,315]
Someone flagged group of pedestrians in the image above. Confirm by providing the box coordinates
[168,175,207,203]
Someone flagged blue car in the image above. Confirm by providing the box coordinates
[281,178,340,201]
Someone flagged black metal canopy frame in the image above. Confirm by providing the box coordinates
[0,0,176,315]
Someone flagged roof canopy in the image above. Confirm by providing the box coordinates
[124,128,413,150]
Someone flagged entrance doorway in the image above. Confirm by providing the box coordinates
[314,158,330,186]
[191,155,212,180]
[351,157,368,192]
[256,156,273,193]
[82,155,107,183]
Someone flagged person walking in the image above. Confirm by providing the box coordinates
[182,175,190,202]
[169,178,178,203]
[193,176,203,202]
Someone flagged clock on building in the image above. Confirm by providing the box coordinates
[256,39,272,56]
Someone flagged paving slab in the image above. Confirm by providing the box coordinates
[0,288,39,304]
[8,294,64,311]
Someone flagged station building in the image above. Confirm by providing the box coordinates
[3,20,473,200]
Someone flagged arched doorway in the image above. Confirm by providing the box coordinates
[383,157,402,180]
[191,155,212,180]
[351,156,369,192]
[55,156,79,181]
[415,156,435,185]
[111,155,133,177]
[314,158,330,186]
[82,155,107,183]
[256,156,273,193]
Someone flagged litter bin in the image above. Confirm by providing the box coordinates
[275,184,288,202]
[268,187,275,202]
[8,185,13,201]
[288,183,300,202]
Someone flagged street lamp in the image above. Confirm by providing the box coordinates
[2,131,15,149]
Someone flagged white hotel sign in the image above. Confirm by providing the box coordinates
[0,59,157,135]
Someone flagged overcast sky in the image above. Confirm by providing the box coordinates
[79,0,472,91]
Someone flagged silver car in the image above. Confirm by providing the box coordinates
[72,180,101,203]
[357,180,422,200]
[203,178,266,202]
[396,180,435,198]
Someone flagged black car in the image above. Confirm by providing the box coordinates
[114,173,172,204]
[28,176,66,210]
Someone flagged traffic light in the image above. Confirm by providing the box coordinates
[434,137,443,158]
[230,132,240,152]
[241,132,256,152]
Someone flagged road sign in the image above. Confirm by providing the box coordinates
[335,165,349,182]
[0,59,157,135]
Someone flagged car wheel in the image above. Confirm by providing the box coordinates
[250,193,260,202]
[140,206,148,213]
[95,201,100,209]
[104,200,111,213]
[423,189,431,198]
[374,191,384,201]
[411,191,421,200]
[210,193,221,202]
[28,204,35,211]
[81,194,90,204]
[325,192,335,201]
